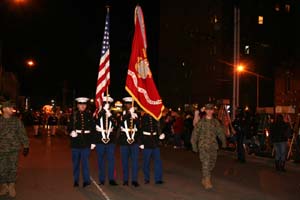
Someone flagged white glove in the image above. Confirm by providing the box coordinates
[131,112,138,119]
[96,125,102,132]
[159,133,165,140]
[105,110,112,118]
[129,107,135,113]
[91,144,96,150]
[139,144,145,149]
[103,103,110,111]
[70,131,78,138]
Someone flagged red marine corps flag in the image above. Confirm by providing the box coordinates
[125,5,164,120]
[95,8,110,114]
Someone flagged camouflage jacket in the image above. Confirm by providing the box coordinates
[0,116,29,153]
[191,117,226,152]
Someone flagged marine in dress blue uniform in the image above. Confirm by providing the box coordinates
[119,97,140,187]
[140,113,165,184]
[94,96,118,186]
[47,114,58,136]
[67,97,96,187]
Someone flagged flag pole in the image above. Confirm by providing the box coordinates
[105,4,110,134]
[130,98,134,141]
[105,4,110,105]
[105,88,109,136]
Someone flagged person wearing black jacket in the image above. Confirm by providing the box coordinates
[140,113,165,185]
[67,97,96,187]
[270,114,291,171]
[94,96,118,186]
[232,107,248,163]
[118,97,140,187]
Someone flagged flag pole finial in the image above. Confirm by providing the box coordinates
[105,5,110,13]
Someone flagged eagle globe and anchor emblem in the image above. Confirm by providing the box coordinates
[135,56,151,79]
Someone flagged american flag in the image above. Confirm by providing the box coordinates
[95,12,110,113]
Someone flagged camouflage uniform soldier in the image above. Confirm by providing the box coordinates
[191,104,226,190]
[0,100,29,198]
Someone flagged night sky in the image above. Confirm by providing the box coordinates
[1,0,159,106]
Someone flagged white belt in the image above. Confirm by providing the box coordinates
[75,130,91,134]
[121,127,138,132]
[96,129,112,133]
[121,121,136,144]
[143,131,157,136]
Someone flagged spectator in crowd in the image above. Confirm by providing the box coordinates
[172,111,184,149]
[270,114,291,172]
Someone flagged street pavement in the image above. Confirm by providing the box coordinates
[1,127,300,200]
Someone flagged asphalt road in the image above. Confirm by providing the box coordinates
[1,127,300,200]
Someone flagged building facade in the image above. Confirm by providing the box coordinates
[275,68,300,111]
[158,0,300,110]
[159,0,233,108]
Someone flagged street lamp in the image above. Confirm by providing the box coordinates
[237,65,244,72]
[236,65,264,111]
[26,59,35,69]
[13,0,27,5]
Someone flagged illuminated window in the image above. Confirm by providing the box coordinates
[211,15,219,24]
[275,3,280,12]
[258,16,264,25]
[245,45,250,54]
[213,15,218,24]
[285,4,290,13]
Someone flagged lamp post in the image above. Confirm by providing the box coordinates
[256,74,259,109]
[24,58,36,110]
[233,3,240,119]
[236,65,244,108]
[237,65,263,111]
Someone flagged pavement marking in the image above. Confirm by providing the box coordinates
[90,176,111,200]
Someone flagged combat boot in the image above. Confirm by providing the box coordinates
[0,184,8,196]
[206,177,213,189]
[8,183,16,198]
[202,177,213,190]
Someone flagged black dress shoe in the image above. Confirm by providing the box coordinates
[155,181,164,184]
[109,180,118,186]
[99,181,105,185]
[144,180,150,184]
[132,181,139,187]
[83,182,91,187]
[123,181,128,186]
[73,182,79,187]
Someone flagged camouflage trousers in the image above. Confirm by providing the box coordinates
[198,147,217,179]
[0,151,19,183]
